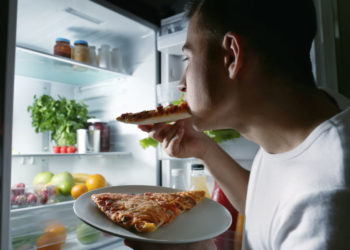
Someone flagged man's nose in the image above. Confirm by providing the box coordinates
[178,74,187,92]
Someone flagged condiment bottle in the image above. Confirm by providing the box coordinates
[87,119,110,152]
[72,40,90,64]
[170,168,187,190]
[54,38,71,58]
[189,164,211,198]
[211,181,238,230]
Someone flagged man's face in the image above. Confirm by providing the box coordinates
[180,13,231,131]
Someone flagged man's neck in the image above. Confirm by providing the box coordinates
[239,84,340,154]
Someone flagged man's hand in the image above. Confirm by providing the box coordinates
[138,119,213,159]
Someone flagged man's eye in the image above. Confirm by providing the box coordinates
[182,57,189,62]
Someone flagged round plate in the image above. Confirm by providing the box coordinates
[73,185,232,244]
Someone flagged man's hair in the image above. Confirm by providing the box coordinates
[185,0,317,83]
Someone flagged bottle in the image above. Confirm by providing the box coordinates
[98,44,110,69]
[211,181,238,231]
[170,168,187,190]
[89,46,98,66]
[234,213,245,250]
[87,119,110,152]
[54,38,71,58]
[72,40,90,64]
[189,164,211,198]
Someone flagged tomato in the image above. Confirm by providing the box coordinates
[67,146,76,153]
[60,146,67,153]
[53,146,61,154]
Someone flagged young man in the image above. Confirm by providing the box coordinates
[132,0,350,249]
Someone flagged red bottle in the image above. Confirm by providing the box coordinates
[211,181,238,250]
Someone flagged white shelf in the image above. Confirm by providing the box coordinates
[12,152,132,158]
[15,46,129,86]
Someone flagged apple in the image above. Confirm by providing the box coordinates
[58,181,72,196]
[37,191,48,204]
[76,222,101,244]
[33,172,54,185]
[51,172,75,195]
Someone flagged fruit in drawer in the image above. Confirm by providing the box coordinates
[72,173,91,184]
[44,223,67,242]
[71,183,88,199]
[26,193,38,205]
[76,222,101,244]
[10,194,16,205]
[11,182,25,196]
[33,172,54,185]
[15,194,27,206]
[51,172,75,194]
[86,174,107,191]
[36,232,65,250]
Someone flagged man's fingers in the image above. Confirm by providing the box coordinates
[166,127,185,157]
[137,124,154,132]
[163,124,181,149]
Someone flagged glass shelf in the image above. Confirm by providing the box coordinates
[15,46,129,86]
[12,152,132,158]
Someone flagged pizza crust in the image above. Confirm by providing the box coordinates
[120,111,191,125]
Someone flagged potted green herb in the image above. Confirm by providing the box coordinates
[27,94,91,150]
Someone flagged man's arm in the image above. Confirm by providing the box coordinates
[199,140,249,213]
[138,119,249,213]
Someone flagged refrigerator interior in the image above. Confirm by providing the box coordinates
[10,0,158,249]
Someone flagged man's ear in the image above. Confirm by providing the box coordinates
[223,32,242,79]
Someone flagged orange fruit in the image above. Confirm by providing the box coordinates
[44,222,67,240]
[86,174,107,191]
[71,183,88,199]
[36,232,64,250]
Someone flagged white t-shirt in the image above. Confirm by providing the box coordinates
[243,107,350,250]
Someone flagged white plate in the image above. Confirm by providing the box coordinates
[73,185,232,244]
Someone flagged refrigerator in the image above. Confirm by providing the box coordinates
[1,0,349,249]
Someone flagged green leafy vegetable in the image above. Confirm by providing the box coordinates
[140,137,159,149]
[27,94,92,146]
[204,129,240,143]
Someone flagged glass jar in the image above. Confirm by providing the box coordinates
[87,119,110,152]
[54,38,71,58]
[170,168,187,190]
[189,164,211,198]
[72,40,90,64]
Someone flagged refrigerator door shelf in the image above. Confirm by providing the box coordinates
[12,152,132,158]
[15,46,130,86]
[157,29,187,55]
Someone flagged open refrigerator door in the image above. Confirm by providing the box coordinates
[9,0,160,249]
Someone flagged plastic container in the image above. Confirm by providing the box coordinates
[72,40,90,64]
[10,183,57,209]
[87,119,110,152]
[98,44,110,69]
[189,164,211,198]
[54,38,71,58]
[89,46,98,66]
[170,168,187,190]
[77,129,89,153]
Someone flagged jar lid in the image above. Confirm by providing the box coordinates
[74,40,88,46]
[56,38,70,43]
[191,164,204,171]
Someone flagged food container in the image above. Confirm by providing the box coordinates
[88,129,100,153]
[87,119,110,152]
[54,38,71,58]
[72,40,90,64]
[98,44,110,69]
[10,183,57,209]
[77,129,89,153]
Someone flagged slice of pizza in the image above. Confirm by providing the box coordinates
[116,102,191,125]
[91,190,205,233]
